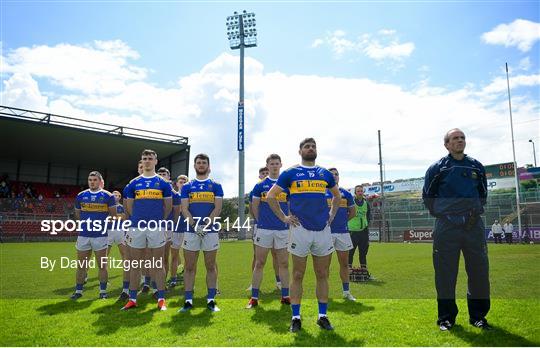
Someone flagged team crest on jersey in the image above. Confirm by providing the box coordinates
[99,197,104,202]
[471,171,478,179]
[319,173,324,178]
[154,182,160,188]
[208,184,213,190]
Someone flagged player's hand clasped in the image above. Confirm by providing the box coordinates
[282,214,300,227]
[195,225,207,237]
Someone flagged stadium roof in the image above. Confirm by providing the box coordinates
[0,106,190,179]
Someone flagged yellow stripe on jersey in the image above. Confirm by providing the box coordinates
[261,191,288,203]
[189,192,215,203]
[289,180,327,194]
[135,189,164,199]
[80,203,109,212]
[326,198,349,208]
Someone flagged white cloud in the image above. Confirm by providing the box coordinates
[481,19,540,52]
[312,29,415,67]
[518,57,532,71]
[2,41,539,196]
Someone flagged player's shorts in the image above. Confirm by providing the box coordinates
[171,232,185,249]
[165,230,173,243]
[288,225,334,257]
[125,229,166,249]
[76,236,108,252]
[182,232,219,252]
[332,233,353,251]
[254,228,288,249]
[107,230,125,246]
[252,224,258,241]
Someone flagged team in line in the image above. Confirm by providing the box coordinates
[71,137,366,331]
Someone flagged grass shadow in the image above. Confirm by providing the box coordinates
[37,298,94,316]
[160,298,215,337]
[449,323,539,346]
[328,298,375,315]
[91,297,158,335]
[52,275,120,296]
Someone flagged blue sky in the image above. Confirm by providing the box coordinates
[2,1,539,195]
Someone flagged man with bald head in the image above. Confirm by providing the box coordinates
[423,128,491,331]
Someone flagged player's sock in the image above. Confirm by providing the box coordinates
[99,281,107,294]
[170,276,177,283]
[122,281,130,293]
[185,290,193,304]
[275,275,281,283]
[207,288,217,302]
[157,290,165,301]
[151,281,158,291]
[144,276,151,285]
[291,304,301,319]
[342,282,350,293]
[281,287,289,297]
[75,283,83,294]
[251,288,259,300]
[129,289,138,302]
[318,302,328,318]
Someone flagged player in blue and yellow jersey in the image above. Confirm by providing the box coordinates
[267,138,341,332]
[247,154,291,309]
[106,190,131,301]
[121,149,173,311]
[179,153,223,313]
[71,171,116,300]
[170,174,189,287]
[157,167,180,287]
[326,168,357,301]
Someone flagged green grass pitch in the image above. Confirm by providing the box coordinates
[1,241,539,346]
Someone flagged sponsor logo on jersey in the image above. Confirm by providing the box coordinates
[80,203,109,212]
[189,192,215,203]
[289,180,327,194]
[135,189,164,199]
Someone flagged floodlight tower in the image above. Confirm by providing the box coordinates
[226,10,257,239]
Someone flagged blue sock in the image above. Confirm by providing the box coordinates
[157,290,165,299]
[318,302,328,316]
[185,291,193,301]
[144,276,151,285]
[275,275,281,282]
[281,287,289,297]
[75,283,83,292]
[122,281,130,290]
[342,282,350,292]
[251,288,259,299]
[171,276,177,282]
[207,288,216,300]
[292,304,301,317]
[151,281,158,290]
[99,282,107,291]
[129,289,137,301]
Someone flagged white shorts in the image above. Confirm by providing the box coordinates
[107,230,125,246]
[332,233,353,251]
[254,228,289,249]
[76,236,108,252]
[288,225,334,257]
[252,224,258,241]
[165,230,173,243]
[125,229,167,249]
[182,232,220,252]
[171,232,185,249]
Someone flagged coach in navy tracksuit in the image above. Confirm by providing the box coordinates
[422,128,491,331]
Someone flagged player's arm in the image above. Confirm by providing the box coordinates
[347,206,355,220]
[108,206,117,216]
[328,184,341,225]
[252,197,261,221]
[173,204,181,224]
[209,197,223,220]
[125,198,134,216]
[267,185,299,227]
[181,198,195,227]
[163,197,172,220]
[74,208,81,221]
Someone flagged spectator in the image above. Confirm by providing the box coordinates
[503,221,513,244]
[491,220,503,244]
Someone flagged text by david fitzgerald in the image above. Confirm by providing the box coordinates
[40,257,163,272]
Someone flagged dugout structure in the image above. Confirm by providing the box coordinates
[0,106,190,187]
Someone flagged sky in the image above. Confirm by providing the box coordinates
[1,1,539,197]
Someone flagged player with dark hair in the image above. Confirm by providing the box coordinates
[169,174,189,287]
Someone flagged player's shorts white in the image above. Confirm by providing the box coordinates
[76,236,108,251]
[182,232,219,252]
[165,230,173,243]
[125,229,166,249]
[288,225,334,257]
[332,233,353,251]
[107,230,125,246]
[252,224,258,241]
[171,232,185,249]
[254,228,289,249]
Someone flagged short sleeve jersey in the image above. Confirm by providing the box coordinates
[181,178,224,233]
[124,174,173,224]
[276,165,336,231]
[252,177,289,230]
[75,189,115,237]
[325,187,354,233]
